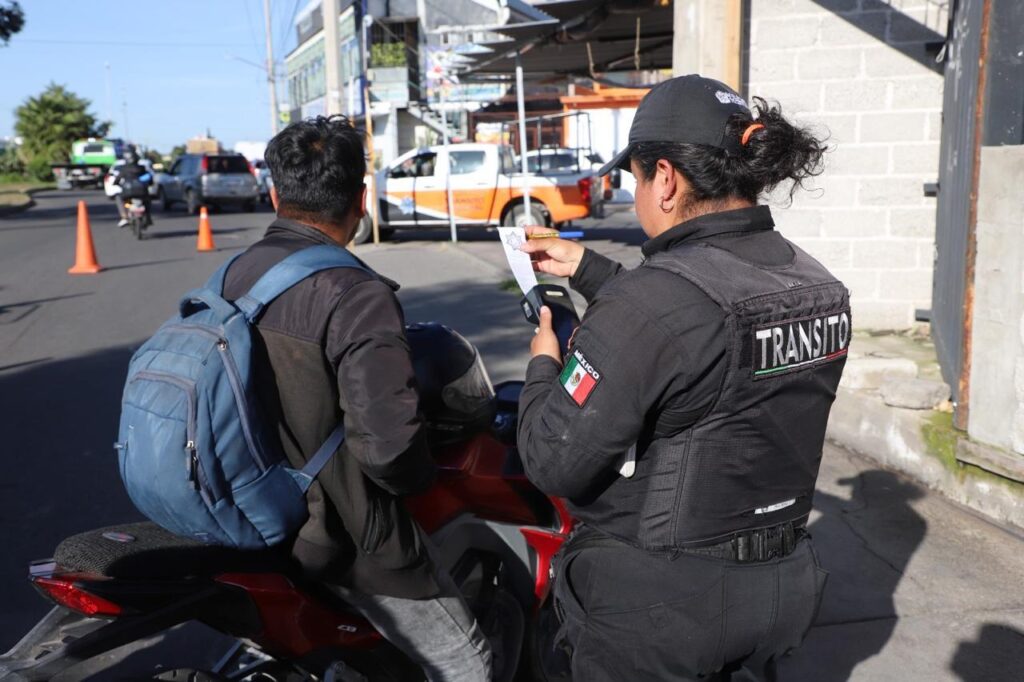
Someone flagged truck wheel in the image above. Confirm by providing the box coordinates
[503,203,546,228]
[185,189,199,216]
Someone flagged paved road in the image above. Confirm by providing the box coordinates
[1,191,1022,680]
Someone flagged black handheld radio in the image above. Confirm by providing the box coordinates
[520,284,581,354]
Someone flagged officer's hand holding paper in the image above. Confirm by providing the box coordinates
[519,226,585,278]
[498,226,582,356]
[507,227,638,478]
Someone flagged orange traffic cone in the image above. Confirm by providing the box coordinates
[196,206,216,252]
[68,200,103,275]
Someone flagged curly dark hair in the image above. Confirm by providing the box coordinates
[264,115,366,223]
[631,97,827,206]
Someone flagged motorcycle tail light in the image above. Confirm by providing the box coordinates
[33,577,123,617]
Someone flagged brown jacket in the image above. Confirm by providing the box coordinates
[223,218,439,599]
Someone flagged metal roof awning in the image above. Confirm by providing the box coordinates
[456,0,673,81]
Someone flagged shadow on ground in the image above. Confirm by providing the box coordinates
[0,345,142,651]
[779,469,926,680]
[950,623,1024,681]
[146,227,257,241]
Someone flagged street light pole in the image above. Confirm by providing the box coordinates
[515,53,531,224]
[440,73,457,243]
[263,0,279,134]
[104,62,113,129]
[361,6,381,245]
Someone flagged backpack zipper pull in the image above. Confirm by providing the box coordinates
[186,441,200,490]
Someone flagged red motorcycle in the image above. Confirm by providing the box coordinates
[0,326,573,682]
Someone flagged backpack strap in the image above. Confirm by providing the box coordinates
[292,423,346,493]
[204,253,242,293]
[238,244,368,488]
[232,244,371,322]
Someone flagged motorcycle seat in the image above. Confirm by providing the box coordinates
[54,522,290,579]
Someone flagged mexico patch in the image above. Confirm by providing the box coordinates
[752,310,851,380]
[560,349,601,406]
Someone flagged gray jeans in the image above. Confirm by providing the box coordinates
[328,558,492,682]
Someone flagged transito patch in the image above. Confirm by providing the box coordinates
[560,349,601,407]
[752,309,851,380]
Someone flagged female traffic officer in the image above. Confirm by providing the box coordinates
[517,74,847,681]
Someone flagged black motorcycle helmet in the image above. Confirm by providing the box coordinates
[406,323,495,445]
[123,146,139,164]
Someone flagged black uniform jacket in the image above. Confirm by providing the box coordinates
[223,218,439,599]
[518,206,796,541]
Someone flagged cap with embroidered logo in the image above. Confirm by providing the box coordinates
[598,74,752,176]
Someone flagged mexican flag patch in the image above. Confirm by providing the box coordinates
[560,349,601,407]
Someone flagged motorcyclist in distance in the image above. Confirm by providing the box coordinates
[115,147,153,228]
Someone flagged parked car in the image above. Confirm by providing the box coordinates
[156,153,258,214]
[253,159,273,204]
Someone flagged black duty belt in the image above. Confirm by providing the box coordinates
[681,522,805,563]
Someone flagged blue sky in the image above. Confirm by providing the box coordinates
[0,0,304,152]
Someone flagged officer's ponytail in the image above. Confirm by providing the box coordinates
[632,97,827,206]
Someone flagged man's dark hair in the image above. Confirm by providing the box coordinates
[632,97,827,207]
[264,115,366,223]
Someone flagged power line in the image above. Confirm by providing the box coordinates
[241,0,266,61]
[17,38,253,48]
[278,0,303,55]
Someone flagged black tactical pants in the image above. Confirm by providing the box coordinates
[553,528,827,681]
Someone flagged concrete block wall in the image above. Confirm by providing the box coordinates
[748,0,947,329]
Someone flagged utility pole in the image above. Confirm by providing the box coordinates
[263,0,280,134]
[104,62,113,129]
[322,0,343,115]
[672,0,742,90]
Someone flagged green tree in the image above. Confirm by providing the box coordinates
[14,83,111,177]
[0,145,25,180]
[0,1,24,45]
[169,144,186,162]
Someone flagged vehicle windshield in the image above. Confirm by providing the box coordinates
[207,155,250,174]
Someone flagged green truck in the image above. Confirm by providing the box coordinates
[51,138,125,189]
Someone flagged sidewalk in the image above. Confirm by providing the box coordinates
[829,331,1024,532]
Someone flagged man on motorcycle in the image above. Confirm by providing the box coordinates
[220,115,491,682]
[114,147,153,228]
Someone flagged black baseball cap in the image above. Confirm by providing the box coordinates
[597,74,752,176]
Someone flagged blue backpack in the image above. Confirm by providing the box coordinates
[116,244,368,549]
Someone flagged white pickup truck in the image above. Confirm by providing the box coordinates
[356,143,601,242]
